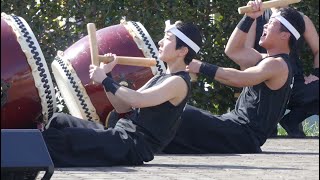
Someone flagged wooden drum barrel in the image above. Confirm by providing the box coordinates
[51,20,166,125]
[1,13,56,129]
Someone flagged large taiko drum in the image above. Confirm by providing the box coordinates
[1,13,56,129]
[52,20,166,125]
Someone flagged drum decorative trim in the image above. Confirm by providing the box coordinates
[51,53,100,122]
[1,13,56,122]
[122,20,166,75]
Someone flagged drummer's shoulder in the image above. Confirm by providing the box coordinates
[164,74,189,90]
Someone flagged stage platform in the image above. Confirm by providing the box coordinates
[37,138,319,180]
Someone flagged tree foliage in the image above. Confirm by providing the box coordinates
[1,0,318,114]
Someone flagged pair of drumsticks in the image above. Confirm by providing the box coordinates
[87,0,301,76]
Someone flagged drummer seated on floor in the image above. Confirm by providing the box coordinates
[41,20,203,167]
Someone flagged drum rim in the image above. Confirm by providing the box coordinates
[123,21,166,75]
[1,12,56,123]
[51,54,100,122]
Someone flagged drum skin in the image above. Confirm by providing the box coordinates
[52,20,166,125]
[1,13,56,129]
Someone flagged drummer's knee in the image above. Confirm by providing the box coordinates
[45,113,69,129]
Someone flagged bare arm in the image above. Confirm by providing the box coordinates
[103,74,161,113]
[188,57,289,89]
[215,57,288,89]
[302,15,319,84]
[225,20,263,70]
[93,74,188,113]
[113,76,188,108]
[225,1,264,69]
[303,15,319,69]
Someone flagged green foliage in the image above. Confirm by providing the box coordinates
[1,0,319,114]
[277,125,288,136]
[278,121,319,137]
[303,120,319,137]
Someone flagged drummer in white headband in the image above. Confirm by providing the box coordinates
[159,20,202,68]
[42,20,203,167]
[164,20,201,54]
[245,4,319,138]
[163,5,307,154]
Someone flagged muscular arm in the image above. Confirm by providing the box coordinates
[225,20,263,70]
[303,15,319,69]
[225,1,266,70]
[245,20,257,52]
[108,76,188,113]
[103,75,153,113]
[104,75,165,113]
[215,57,289,90]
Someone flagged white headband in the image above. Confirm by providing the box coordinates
[271,12,300,40]
[165,20,200,53]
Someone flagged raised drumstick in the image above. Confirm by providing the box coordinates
[238,0,301,14]
[87,23,99,66]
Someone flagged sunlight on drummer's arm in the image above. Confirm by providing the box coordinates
[105,91,133,113]
[114,76,187,108]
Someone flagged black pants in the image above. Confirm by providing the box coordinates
[163,105,261,154]
[278,79,319,135]
[42,113,153,167]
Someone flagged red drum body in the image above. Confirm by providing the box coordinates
[52,20,166,125]
[1,13,56,129]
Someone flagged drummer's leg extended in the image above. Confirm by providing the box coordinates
[42,126,138,167]
[45,113,105,130]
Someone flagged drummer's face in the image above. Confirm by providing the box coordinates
[158,32,178,62]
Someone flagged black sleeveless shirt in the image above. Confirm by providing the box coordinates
[223,54,294,145]
[133,71,191,153]
[255,9,305,80]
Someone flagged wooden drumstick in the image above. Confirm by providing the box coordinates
[87,23,99,84]
[238,0,301,14]
[101,55,198,81]
[87,23,99,66]
[99,55,157,67]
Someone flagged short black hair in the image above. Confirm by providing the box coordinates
[278,7,305,50]
[174,21,202,65]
